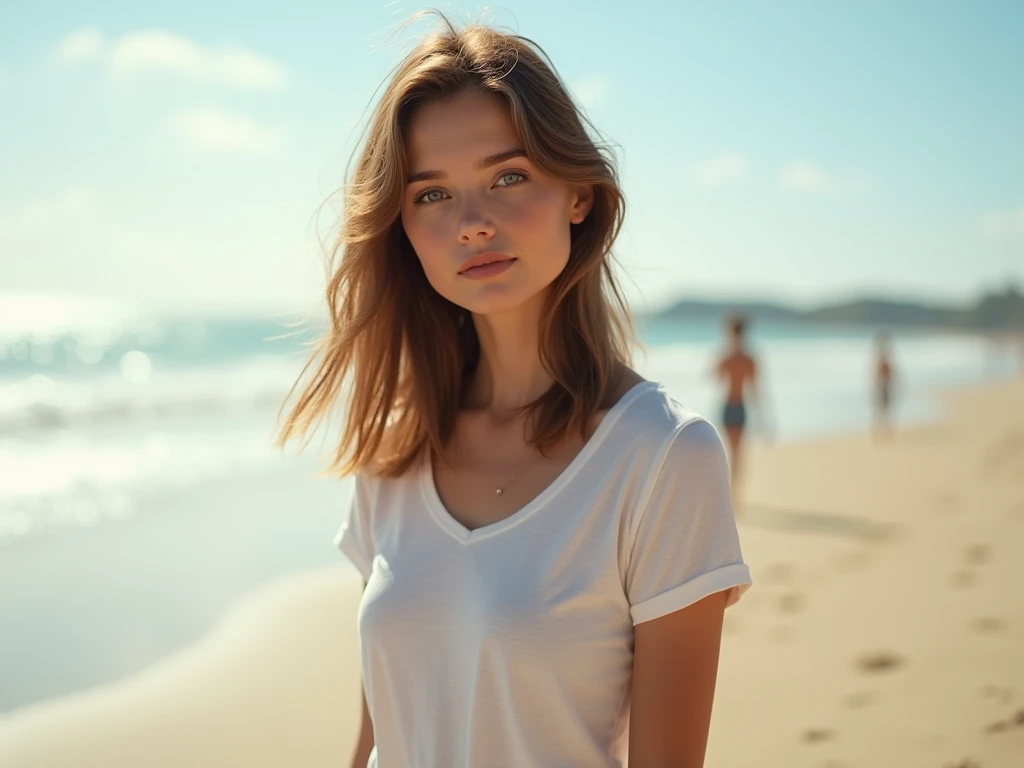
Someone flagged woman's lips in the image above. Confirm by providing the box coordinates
[458,257,517,279]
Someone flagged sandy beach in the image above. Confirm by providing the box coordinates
[1,376,1022,768]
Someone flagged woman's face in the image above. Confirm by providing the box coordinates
[400,88,593,317]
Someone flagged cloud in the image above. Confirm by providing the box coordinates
[778,163,872,196]
[54,27,288,91]
[0,185,96,236]
[779,162,838,194]
[571,76,610,110]
[54,27,106,65]
[169,107,282,153]
[692,153,749,186]
[981,205,1024,236]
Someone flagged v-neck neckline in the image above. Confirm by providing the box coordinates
[420,380,659,545]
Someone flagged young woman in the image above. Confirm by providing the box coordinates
[279,18,751,768]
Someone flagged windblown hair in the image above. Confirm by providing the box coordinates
[277,16,636,478]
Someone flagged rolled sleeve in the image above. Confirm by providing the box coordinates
[626,418,752,626]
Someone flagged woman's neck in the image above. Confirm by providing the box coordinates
[465,299,553,415]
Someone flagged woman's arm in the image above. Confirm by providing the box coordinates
[628,590,728,768]
[349,688,374,768]
[349,580,374,768]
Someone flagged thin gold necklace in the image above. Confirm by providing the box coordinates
[495,452,545,497]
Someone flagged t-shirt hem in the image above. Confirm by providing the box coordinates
[629,563,752,625]
[334,526,373,582]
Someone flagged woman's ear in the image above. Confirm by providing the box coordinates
[569,184,595,225]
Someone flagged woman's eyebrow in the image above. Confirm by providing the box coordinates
[407,148,527,183]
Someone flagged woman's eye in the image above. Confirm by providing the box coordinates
[414,189,450,205]
[495,171,527,187]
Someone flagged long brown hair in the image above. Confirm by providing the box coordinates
[277,16,637,478]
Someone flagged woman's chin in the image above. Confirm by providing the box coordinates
[453,284,549,319]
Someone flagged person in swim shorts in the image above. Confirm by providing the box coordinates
[715,313,760,492]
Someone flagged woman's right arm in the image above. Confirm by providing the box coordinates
[350,580,374,768]
[349,688,374,768]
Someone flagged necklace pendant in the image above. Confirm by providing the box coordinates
[496,488,504,496]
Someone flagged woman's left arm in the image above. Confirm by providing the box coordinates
[628,589,729,768]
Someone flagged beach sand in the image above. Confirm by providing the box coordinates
[2,377,1022,767]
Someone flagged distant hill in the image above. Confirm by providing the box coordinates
[650,285,1024,331]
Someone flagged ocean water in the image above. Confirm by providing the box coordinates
[0,302,1018,550]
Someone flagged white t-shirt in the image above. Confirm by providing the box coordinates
[336,380,751,768]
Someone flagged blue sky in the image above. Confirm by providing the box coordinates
[1,0,1021,315]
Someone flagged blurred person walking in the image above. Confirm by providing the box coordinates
[714,313,763,492]
[872,332,896,439]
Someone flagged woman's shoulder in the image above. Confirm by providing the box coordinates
[599,389,728,511]
[610,377,723,459]
[618,375,709,429]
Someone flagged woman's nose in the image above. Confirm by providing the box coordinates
[458,204,496,243]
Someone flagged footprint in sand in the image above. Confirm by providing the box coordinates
[983,708,1024,734]
[778,593,804,614]
[801,728,834,744]
[943,760,981,768]
[854,650,905,674]
[985,719,1010,734]
[980,684,1013,704]
[964,544,991,566]
[970,617,1008,634]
